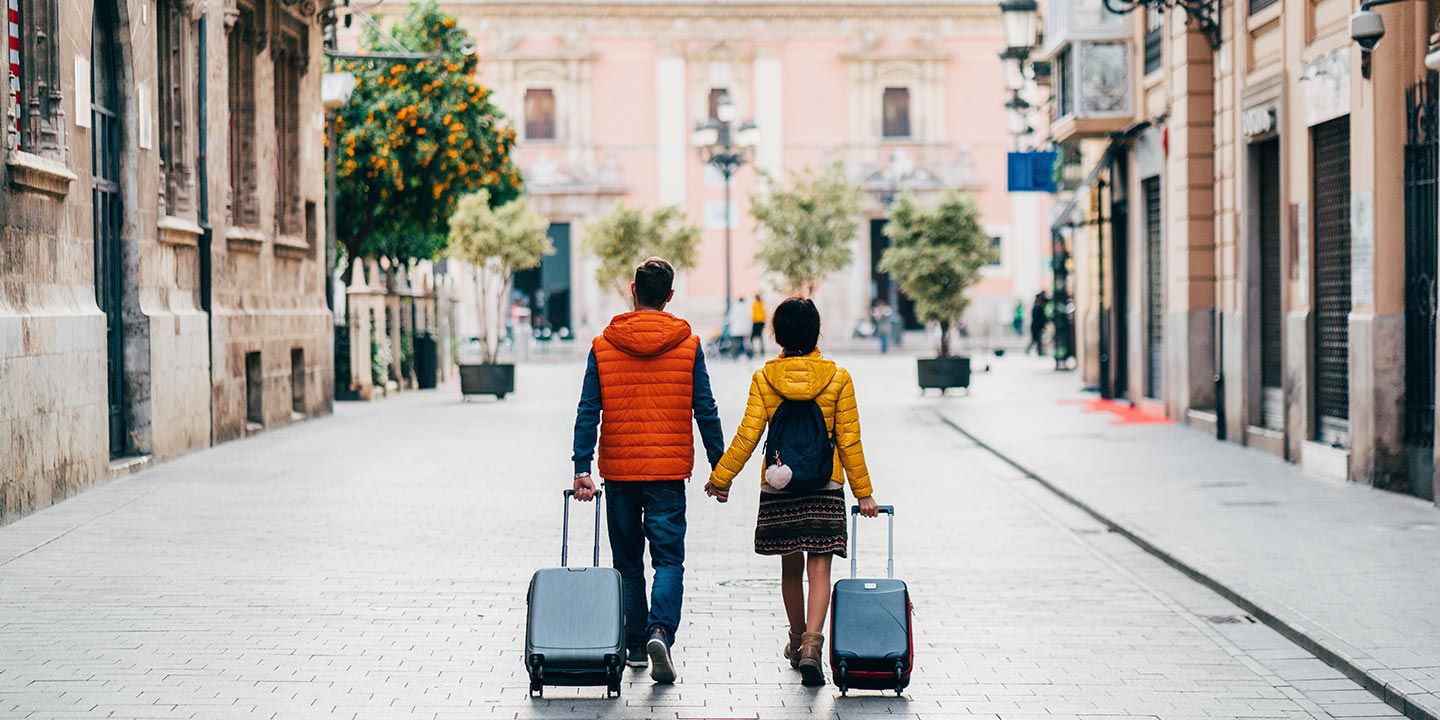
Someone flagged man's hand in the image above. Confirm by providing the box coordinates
[572,474,597,502]
[703,481,729,504]
[857,496,880,517]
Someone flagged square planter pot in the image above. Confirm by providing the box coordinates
[917,356,971,392]
[460,363,515,400]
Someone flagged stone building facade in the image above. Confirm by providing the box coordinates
[349,0,1041,345]
[0,0,334,524]
[1041,0,1440,503]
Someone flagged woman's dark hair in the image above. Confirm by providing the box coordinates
[772,297,821,356]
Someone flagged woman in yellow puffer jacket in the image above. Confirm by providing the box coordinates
[704,298,880,687]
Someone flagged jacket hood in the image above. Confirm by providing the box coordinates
[602,311,694,357]
[761,351,837,401]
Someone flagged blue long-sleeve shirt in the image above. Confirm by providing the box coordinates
[572,347,726,476]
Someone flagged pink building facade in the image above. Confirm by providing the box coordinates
[370,1,1044,346]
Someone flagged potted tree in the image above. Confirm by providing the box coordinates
[750,163,861,296]
[879,192,995,393]
[447,190,552,400]
[584,204,702,297]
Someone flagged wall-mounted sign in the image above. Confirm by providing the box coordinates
[1302,49,1351,127]
[1242,107,1276,138]
[1007,151,1058,193]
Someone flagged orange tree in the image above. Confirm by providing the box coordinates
[331,1,521,273]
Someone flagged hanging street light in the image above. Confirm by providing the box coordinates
[999,0,1039,50]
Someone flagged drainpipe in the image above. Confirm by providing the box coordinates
[197,14,216,445]
[1215,308,1226,441]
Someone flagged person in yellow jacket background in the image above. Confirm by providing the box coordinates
[703,297,880,687]
[749,294,768,356]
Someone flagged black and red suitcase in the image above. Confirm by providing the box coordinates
[524,489,626,698]
[830,504,912,696]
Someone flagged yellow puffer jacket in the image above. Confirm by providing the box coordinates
[708,351,872,498]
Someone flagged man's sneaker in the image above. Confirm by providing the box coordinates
[646,629,677,684]
[626,647,648,669]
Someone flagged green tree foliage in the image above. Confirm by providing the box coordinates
[583,205,701,299]
[332,1,522,269]
[750,164,861,296]
[447,191,553,364]
[878,192,995,357]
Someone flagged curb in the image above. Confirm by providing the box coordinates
[934,410,1438,720]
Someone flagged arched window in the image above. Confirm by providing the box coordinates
[5,0,64,158]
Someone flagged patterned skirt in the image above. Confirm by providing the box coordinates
[754,487,848,557]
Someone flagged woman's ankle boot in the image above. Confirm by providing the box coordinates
[784,628,804,669]
[797,631,825,686]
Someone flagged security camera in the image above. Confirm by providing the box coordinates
[1350,10,1385,51]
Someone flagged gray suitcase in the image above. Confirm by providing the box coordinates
[524,489,625,698]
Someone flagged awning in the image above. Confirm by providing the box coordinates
[1050,120,1153,234]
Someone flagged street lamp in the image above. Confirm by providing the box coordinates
[692,91,757,318]
[999,0,1039,50]
[1000,46,1030,92]
[1004,91,1033,139]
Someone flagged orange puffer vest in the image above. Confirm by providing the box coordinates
[593,311,701,481]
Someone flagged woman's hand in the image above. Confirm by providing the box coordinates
[857,496,879,517]
[704,482,729,503]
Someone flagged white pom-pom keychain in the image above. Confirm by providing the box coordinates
[765,455,793,490]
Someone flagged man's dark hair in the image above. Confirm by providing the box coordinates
[773,297,821,356]
[634,257,675,308]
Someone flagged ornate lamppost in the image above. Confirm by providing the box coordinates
[1099,0,1221,50]
[691,92,758,318]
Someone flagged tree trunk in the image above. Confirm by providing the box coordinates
[938,319,951,358]
[472,266,490,364]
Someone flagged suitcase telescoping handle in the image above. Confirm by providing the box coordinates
[849,504,896,579]
[561,488,604,568]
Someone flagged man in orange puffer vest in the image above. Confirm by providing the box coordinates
[571,257,725,684]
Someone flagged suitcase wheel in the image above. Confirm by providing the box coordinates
[528,677,543,699]
[835,662,847,696]
[607,668,622,698]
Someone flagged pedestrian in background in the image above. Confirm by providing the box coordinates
[704,297,880,687]
[1012,300,1025,336]
[728,297,753,359]
[1027,290,1049,355]
[750,294,767,357]
[871,299,895,354]
[570,257,727,684]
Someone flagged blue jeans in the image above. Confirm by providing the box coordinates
[605,480,686,649]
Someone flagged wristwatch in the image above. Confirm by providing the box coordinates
[574,472,592,480]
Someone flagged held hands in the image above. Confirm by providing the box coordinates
[857,496,880,517]
[703,481,729,504]
[572,474,598,502]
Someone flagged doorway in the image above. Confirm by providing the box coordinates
[869,219,919,330]
[92,5,127,457]
[1103,161,1131,402]
[1255,138,1284,431]
[1404,77,1437,499]
[513,222,573,337]
[1142,176,1163,400]
[1312,117,1352,448]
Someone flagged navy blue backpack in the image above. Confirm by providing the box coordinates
[762,398,836,493]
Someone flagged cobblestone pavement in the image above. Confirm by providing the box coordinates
[935,355,1440,720]
[0,354,1405,719]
